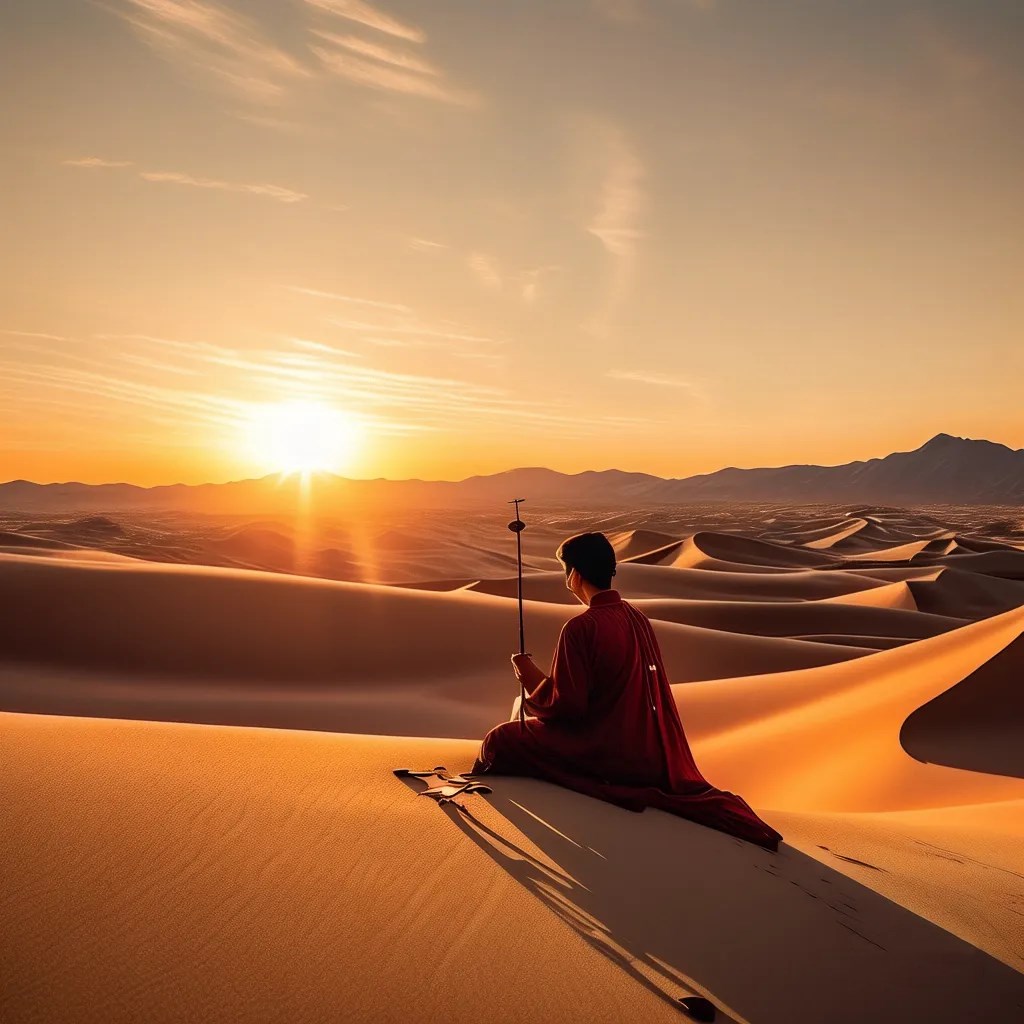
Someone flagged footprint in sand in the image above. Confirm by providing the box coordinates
[818,844,887,872]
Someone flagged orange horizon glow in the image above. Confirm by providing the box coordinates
[2,2,1022,488]
[2,423,1021,489]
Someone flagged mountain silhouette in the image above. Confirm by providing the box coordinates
[0,435,1020,511]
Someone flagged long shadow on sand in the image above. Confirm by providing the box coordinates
[399,777,1024,1024]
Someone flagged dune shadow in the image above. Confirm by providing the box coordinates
[0,667,499,740]
[901,634,1024,780]
[399,776,1024,1024]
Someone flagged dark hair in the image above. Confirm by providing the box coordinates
[556,532,617,590]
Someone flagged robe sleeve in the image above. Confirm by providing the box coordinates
[523,619,591,722]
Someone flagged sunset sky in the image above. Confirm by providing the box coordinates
[2,0,1022,485]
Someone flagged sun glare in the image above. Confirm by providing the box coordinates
[243,400,361,477]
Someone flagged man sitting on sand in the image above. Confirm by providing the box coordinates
[472,532,782,851]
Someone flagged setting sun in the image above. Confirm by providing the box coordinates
[242,400,361,477]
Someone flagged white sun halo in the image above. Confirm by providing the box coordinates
[244,400,360,476]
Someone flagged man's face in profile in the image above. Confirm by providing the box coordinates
[564,563,582,602]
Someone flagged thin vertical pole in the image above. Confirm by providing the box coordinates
[507,498,527,727]
[516,517,524,655]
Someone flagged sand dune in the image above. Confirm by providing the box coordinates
[681,606,1024,813]
[949,535,1024,554]
[4,712,1024,1024]
[669,531,838,571]
[2,716,693,1024]
[772,516,868,548]
[0,530,76,550]
[3,503,1018,584]
[47,515,126,539]
[841,539,934,561]
[3,503,1023,1023]
[819,579,918,609]
[0,552,874,736]
[916,548,1024,579]
[0,550,573,686]
[468,562,915,603]
[919,536,959,555]
[791,516,953,555]
[901,633,1023,779]
[907,566,1024,618]
[842,564,953,582]
[791,633,911,650]
[206,525,304,564]
[605,527,680,560]
[826,524,920,554]
[768,800,1024,972]
[615,537,681,563]
[630,596,958,640]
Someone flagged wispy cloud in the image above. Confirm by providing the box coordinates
[585,122,646,337]
[3,329,664,446]
[520,265,562,306]
[121,352,206,377]
[288,286,411,314]
[1,328,69,342]
[290,338,364,358]
[311,46,478,106]
[2,339,249,435]
[607,369,697,389]
[270,349,656,435]
[303,0,424,44]
[311,31,438,76]
[106,0,309,103]
[290,285,501,353]
[100,0,479,118]
[408,243,558,306]
[233,111,307,134]
[467,252,502,291]
[62,156,134,168]
[471,254,565,304]
[606,368,711,409]
[94,333,507,427]
[64,157,308,205]
[588,130,645,260]
[138,170,308,203]
[307,0,478,107]
[327,319,500,346]
[408,237,448,252]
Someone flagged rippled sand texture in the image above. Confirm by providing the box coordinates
[2,504,1023,1023]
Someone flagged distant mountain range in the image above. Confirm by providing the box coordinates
[1,434,1021,512]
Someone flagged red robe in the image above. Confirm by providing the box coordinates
[472,589,782,852]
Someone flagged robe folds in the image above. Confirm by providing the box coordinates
[472,589,782,852]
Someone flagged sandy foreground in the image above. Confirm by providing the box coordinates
[2,505,1023,1022]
